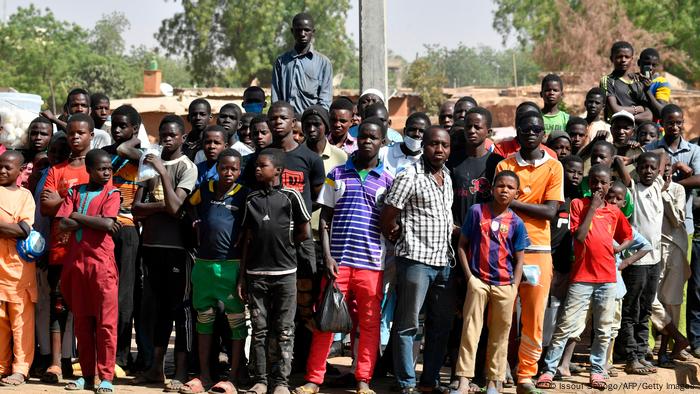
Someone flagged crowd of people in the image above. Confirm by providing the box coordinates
[0,10,698,394]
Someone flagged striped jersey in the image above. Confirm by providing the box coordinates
[461,203,530,285]
[317,158,394,271]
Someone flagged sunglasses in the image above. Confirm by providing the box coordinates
[520,125,545,135]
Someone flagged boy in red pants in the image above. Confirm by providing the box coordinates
[57,149,120,392]
[294,118,393,394]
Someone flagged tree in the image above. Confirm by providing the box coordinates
[405,54,447,115]
[156,0,357,87]
[90,12,131,56]
[0,6,90,111]
[493,0,699,85]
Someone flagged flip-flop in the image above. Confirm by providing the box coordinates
[165,380,186,392]
[209,381,237,394]
[535,373,556,390]
[96,380,115,393]
[246,383,269,394]
[356,389,377,394]
[65,377,94,391]
[41,365,62,383]
[590,373,606,390]
[292,386,319,394]
[624,362,651,375]
[180,378,207,394]
[0,373,25,386]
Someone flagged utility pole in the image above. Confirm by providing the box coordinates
[513,51,518,96]
[359,0,388,100]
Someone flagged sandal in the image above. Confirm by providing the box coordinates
[209,381,237,394]
[180,378,207,394]
[606,367,619,377]
[357,389,377,394]
[0,372,25,386]
[166,380,186,392]
[41,365,62,383]
[534,373,555,390]
[65,377,95,391]
[589,373,606,390]
[246,383,268,394]
[292,385,319,394]
[96,380,115,393]
[639,359,657,373]
[624,361,650,375]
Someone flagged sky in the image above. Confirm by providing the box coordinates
[4,0,510,59]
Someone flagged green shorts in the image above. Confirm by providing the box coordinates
[192,259,246,338]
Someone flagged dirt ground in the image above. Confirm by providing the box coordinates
[8,354,700,394]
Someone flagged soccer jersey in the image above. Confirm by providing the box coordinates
[196,160,219,188]
[242,186,311,275]
[103,145,139,226]
[461,204,530,285]
[189,180,248,260]
[569,198,633,283]
[495,150,564,252]
[317,158,394,271]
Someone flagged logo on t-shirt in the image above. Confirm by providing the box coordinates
[282,169,305,194]
[468,177,491,197]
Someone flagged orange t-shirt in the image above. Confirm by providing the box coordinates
[495,150,564,252]
[44,161,90,265]
[0,186,37,302]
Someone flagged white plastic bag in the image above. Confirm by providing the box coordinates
[136,145,163,182]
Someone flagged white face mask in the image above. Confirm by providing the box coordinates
[403,135,422,153]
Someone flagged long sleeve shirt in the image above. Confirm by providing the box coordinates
[271,48,333,114]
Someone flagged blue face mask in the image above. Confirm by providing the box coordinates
[243,102,264,114]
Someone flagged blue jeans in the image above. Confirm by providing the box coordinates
[543,282,616,375]
[392,257,456,389]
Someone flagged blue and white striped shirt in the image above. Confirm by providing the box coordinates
[317,158,394,271]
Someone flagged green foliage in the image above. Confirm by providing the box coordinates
[0,5,89,111]
[90,12,130,56]
[405,55,447,115]
[156,0,357,87]
[0,6,193,109]
[406,44,541,114]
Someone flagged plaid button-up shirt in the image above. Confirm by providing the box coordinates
[384,158,454,266]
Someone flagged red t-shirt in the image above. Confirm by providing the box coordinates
[569,198,633,283]
[493,138,557,159]
[44,161,90,265]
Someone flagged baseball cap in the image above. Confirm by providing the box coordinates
[610,110,635,124]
